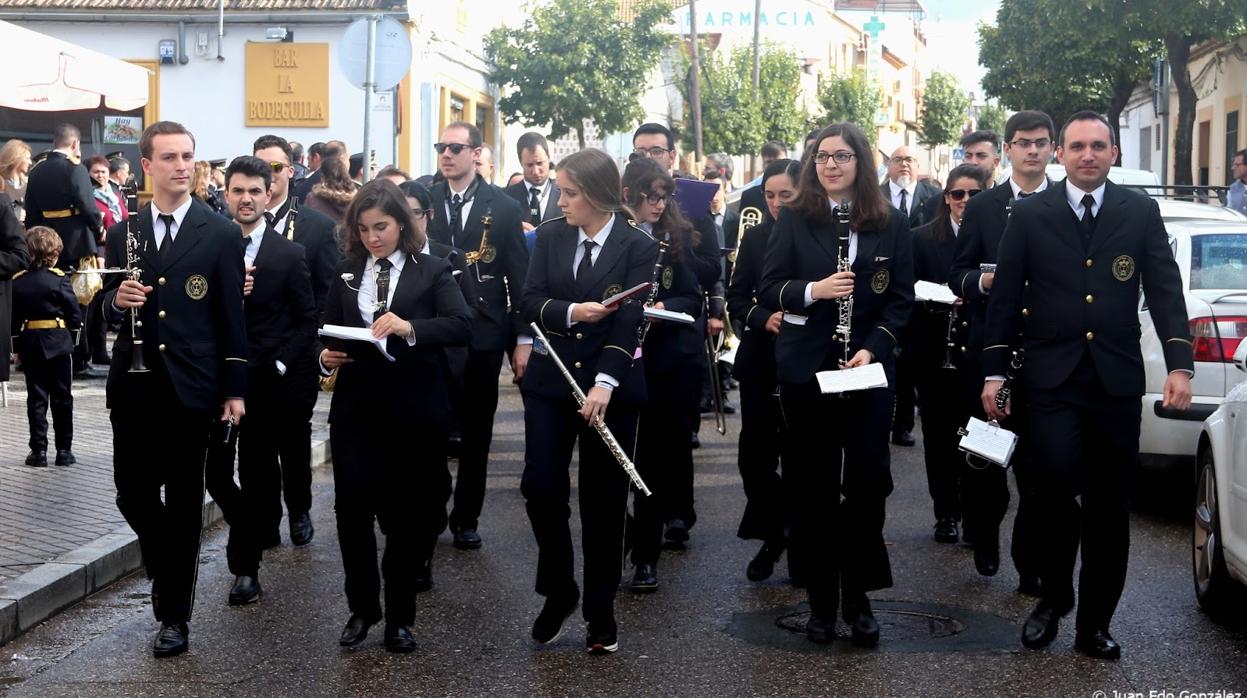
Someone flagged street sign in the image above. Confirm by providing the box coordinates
[953,147,965,160]
[339,15,411,91]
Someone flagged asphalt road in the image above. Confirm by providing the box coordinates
[2,382,1246,697]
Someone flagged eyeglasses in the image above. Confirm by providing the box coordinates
[889,156,916,165]
[814,151,856,165]
[638,192,670,206]
[946,188,982,201]
[268,161,290,173]
[434,142,472,155]
[410,208,432,219]
[632,146,672,159]
[1008,138,1051,150]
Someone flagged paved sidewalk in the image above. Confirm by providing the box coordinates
[0,372,330,644]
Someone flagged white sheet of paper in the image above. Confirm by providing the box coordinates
[815,362,889,394]
[318,324,396,362]
[643,307,695,324]
[914,280,958,304]
[958,417,1018,466]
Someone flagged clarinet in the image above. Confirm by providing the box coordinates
[995,348,1025,415]
[833,199,854,368]
[637,238,669,346]
[284,196,299,241]
[122,180,149,373]
[529,322,651,496]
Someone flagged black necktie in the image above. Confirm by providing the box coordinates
[528,186,542,226]
[576,239,596,281]
[263,211,275,226]
[374,257,392,320]
[449,193,465,246]
[1080,193,1097,245]
[1018,191,1033,199]
[158,214,175,260]
[898,188,908,216]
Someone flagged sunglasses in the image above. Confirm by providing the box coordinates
[434,142,472,155]
[946,188,982,201]
[268,161,290,173]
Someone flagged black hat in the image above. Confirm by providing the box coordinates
[209,158,227,169]
[105,150,127,161]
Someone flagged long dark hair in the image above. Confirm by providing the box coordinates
[761,158,801,221]
[621,158,699,260]
[930,164,991,242]
[343,179,424,259]
[790,122,890,231]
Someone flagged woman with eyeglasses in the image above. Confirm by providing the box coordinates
[619,158,704,595]
[759,122,914,647]
[726,158,803,585]
[520,148,657,655]
[909,164,993,568]
[317,179,472,653]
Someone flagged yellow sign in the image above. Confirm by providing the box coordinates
[244,42,329,127]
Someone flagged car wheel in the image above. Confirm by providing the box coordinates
[1193,449,1234,612]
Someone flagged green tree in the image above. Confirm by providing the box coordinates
[976,101,1008,137]
[814,68,882,144]
[918,71,971,149]
[757,46,808,149]
[483,0,672,149]
[677,45,764,156]
[978,0,1157,164]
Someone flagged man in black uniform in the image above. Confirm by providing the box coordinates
[427,121,529,550]
[951,111,1056,594]
[24,123,104,378]
[104,121,247,658]
[0,192,29,387]
[504,132,561,230]
[983,111,1193,661]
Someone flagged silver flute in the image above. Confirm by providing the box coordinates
[529,322,651,496]
[834,199,853,367]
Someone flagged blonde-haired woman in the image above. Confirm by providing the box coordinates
[519,148,658,655]
[0,139,32,223]
[190,160,226,216]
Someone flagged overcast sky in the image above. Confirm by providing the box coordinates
[921,0,1000,101]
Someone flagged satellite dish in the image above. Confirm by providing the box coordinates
[340,16,411,91]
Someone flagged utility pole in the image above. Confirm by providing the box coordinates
[689,0,704,163]
[749,0,761,179]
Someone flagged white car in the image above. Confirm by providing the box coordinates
[1193,340,1247,611]
[1139,212,1247,468]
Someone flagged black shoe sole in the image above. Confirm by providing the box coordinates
[587,640,619,654]
[152,643,188,658]
[629,581,658,594]
[228,591,261,606]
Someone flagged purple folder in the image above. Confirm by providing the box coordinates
[674,178,720,221]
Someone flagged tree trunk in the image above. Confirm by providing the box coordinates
[577,119,587,151]
[1167,35,1196,186]
[689,0,704,161]
[1107,69,1134,167]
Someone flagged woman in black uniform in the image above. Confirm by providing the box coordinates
[759,122,914,647]
[318,179,472,652]
[621,158,704,594]
[726,158,800,582]
[520,148,658,655]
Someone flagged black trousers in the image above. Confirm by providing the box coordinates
[331,419,447,627]
[915,364,967,522]
[244,371,316,539]
[24,353,73,451]
[632,356,699,565]
[86,292,109,362]
[735,374,787,542]
[205,428,262,577]
[1025,355,1139,633]
[72,302,92,370]
[780,379,893,618]
[111,370,212,625]
[891,348,916,434]
[449,348,505,532]
[521,393,636,624]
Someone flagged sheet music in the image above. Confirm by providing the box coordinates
[915,280,958,305]
[318,324,396,362]
[958,417,1017,466]
[643,307,695,324]
[815,362,889,394]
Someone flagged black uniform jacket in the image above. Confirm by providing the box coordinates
[103,199,248,410]
[25,152,102,264]
[950,180,1016,364]
[910,220,961,371]
[521,215,659,407]
[726,220,778,384]
[428,175,529,351]
[321,252,472,429]
[11,267,81,361]
[983,180,1193,396]
[427,238,479,383]
[242,229,319,401]
[881,178,941,228]
[276,200,342,315]
[760,206,914,385]
[505,179,561,224]
[0,193,29,381]
[642,234,704,373]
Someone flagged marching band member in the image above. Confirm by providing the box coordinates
[520,148,657,655]
[726,158,800,583]
[319,179,471,653]
[621,158,704,594]
[759,122,913,647]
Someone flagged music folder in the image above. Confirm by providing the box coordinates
[602,282,651,308]
[914,280,958,304]
[815,363,888,394]
[318,324,396,362]
[957,417,1017,467]
[642,307,695,324]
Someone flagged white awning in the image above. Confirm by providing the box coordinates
[0,20,150,112]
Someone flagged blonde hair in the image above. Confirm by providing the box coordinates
[191,160,212,201]
[25,226,63,269]
[0,139,32,193]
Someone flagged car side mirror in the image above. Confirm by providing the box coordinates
[1235,340,1247,373]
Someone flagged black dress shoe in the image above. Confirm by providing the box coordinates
[453,528,482,550]
[690,432,700,449]
[384,625,417,653]
[1074,629,1122,660]
[891,430,915,447]
[289,512,314,546]
[974,544,1000,577]
[414,557,433,593]
[699,400,714,414]
[153,622,189,658]
[1017,575,1044,597]
[228,575,262,606]
[721,399,737,414]
[447,432,462,458]
[630,562,658,593]
[746,540,785,582]
[1021,601,1070,649]
[585,618,618,654]
[843,594,880,647]
[663,519,689,545]
[532,585,579,644]
[74,365,104,379]
[933,518,959,544]
[25,451,47,467]
[92,354,111,366]
[339,613,380,647]
[805,613,836,644]
[54,449,76,466]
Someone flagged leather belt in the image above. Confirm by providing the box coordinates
[24,318,66,330]
[41,208,78,219]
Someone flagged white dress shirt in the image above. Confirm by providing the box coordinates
[444,180,477,244]
[152,197,194,250]
[803,201,857,307]
[266,194,293,237]
[1065,180,1105,219]
[564,213,619,389]
[527,179,552,219]
[888,179,917,211]
[358,249,418,346]
[1009,176,1049,200]
[243,226,265,269]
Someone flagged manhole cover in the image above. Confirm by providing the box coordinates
[775,608,966,641]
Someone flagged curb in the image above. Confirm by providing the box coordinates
[0,436,331,647]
